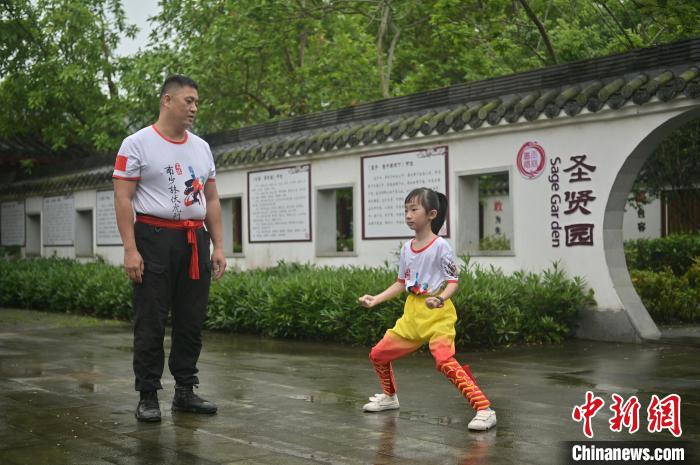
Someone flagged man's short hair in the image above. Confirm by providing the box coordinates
[160,75,198,98]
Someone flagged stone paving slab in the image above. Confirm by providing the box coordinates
[0,308,697,465]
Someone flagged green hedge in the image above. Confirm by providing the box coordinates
[0,257,133,320]
[624,234,700,323]
[625,234,700,276]
[0,257,595,347]
[630,258,700,324]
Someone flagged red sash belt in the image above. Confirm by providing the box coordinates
[136,215,205,280]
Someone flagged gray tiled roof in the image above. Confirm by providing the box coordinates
[0,167,113,200]
[212,64,698,168]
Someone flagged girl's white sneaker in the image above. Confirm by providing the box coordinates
[468,408,497,431]
[363,394,400,412]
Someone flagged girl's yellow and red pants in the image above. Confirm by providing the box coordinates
[369,294,491,411]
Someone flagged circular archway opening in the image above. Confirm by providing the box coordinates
[604,108,700,341]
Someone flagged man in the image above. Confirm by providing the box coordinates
[113,75,226,422]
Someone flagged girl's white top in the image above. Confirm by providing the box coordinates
[397,236,459,296]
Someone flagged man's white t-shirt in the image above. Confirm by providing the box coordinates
[397,236,459,296]
[113,125,216,220]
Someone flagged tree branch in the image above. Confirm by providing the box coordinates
[517,0,557,64]
[384,20,400,92]
[596,1,635,48]
[376,0,391,97]
[243,91,280,119]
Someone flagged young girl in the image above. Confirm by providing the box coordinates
[358,188,497,431]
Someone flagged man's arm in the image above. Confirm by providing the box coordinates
[204,181,226,280]
[113,179,143,283]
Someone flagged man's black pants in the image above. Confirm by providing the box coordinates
[132,221,211,392]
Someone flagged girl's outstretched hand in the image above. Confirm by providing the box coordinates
[358,295,377,308]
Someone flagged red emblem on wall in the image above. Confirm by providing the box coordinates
[517,141,546,179]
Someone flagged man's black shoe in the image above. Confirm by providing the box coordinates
[135,391,161,422]
[172,385,217,414]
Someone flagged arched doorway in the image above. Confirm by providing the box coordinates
[603,108,700,340]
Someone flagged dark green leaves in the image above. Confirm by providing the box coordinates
[0,256,596,348]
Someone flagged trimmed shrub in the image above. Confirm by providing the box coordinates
[478,234,511,251]
[0,257,596,347]
[451,260,594,345]
[206,259,595,347]
[0,257,133,319]
[624,234,700,323]
[630,258,700,324]
[624,234,700,276]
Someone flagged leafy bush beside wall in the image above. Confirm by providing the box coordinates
[624,234,700,276]
[625,235,700,323]
[0,257,595,347]
[630,259,700,324]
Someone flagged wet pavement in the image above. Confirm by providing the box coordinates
[0,308,698,465]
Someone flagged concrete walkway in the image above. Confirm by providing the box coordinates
[0,308,697,465]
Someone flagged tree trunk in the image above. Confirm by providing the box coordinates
[376,0,399,98]
[517,0,558,64]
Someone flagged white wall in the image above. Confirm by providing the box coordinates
[210,102,692,313]
[5,99,698,318]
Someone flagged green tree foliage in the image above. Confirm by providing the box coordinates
[142,0,381,133]
[0,0,137,151]
[396,0,700,94]
[1,0,698,151]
